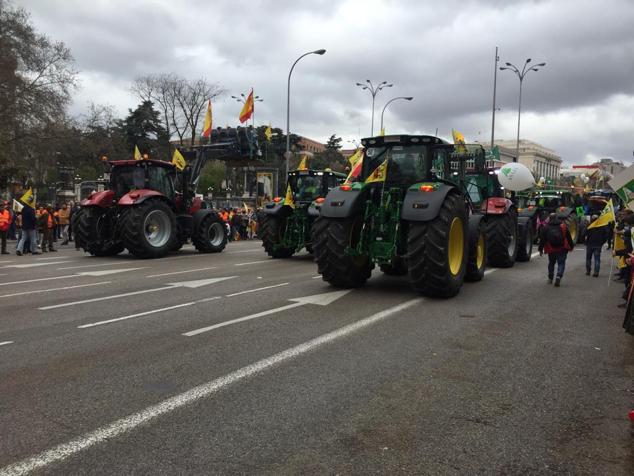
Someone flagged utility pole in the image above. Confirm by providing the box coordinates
[491,46,499,149]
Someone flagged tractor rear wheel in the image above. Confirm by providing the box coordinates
[312,215,373,287]
[486,209,518,268]
[259,214,294,258]
[120,199,176,259]
[407,192,467,297]
[465,219,486,282]
[76,206,123,257]
[192,213,227,253]
[516,223,533,262]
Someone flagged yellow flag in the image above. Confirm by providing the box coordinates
[587,199,616,229]
[20,188,35,208]
[452,129,467,153]
[297,156,309,171]
[365,159,388,183]
[283,184,295,208]
[265,125,273,142]
[171,148,187,171]
[348,148,362,168]
[134,145,142,160]
[243,202,250,213]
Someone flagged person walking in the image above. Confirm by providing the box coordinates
[538,213,575,287]
[58,203,70,245]
[0,201,12,254]
[584,214,608,277]
[38,205,56,252]
[17,204,38,255]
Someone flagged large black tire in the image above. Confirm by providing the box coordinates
[120,199,176,259]
[465,218,486,282]
[486,209,518,268]
[312,215,373,287]
[259,214,294,258]
[516,222,533,262]
[407,192,468,298]
[192,213,227,253]
[76,206,124,257]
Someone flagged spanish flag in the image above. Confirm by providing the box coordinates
[239,89,255,123]
[134,145,142,160]
[20,188,35,208]
[588,199,616,229]
[348,148,362,168]
[297,156,309,171]
[365,159,388,183]
[283,184,295,208]
[201,100,212,138]
[171,148,187,171]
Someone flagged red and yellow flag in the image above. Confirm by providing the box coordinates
[239,89,255,123]
[365,159,388,183]
[201,100,212,138]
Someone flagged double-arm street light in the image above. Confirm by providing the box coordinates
[356,80,393,136]
[379,96,413,135]
[231,92,263,126]
[285,49,326,175]
[500,58,546,162]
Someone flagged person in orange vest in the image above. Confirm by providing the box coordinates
[0,201,12,254]
[57,203,70,245]
[38,205,57,252]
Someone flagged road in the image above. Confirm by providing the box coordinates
[0,240,632,475]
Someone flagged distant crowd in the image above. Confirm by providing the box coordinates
[217,208,259,241]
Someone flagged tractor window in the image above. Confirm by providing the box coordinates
[465,177,483,205]
[111,166,146,197]
[294,175,321,201]
[363,145,428,185]
[148,166,175,199]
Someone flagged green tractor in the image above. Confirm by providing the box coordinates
[312,135,490,298]
[259,169,346,258]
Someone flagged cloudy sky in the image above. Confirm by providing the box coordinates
[20,0,634,165]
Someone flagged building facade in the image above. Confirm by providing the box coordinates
[297,136,326,155]
[494,139,562,180]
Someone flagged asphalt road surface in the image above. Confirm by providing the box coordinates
[0,240,632,475]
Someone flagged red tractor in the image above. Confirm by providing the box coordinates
[76,131,256,258]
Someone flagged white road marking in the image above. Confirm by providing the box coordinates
[78,302,197,328]
[0,260,15,264]
[162,254,204,261]
[0,341,14,347]
[0,275,76,286]
[75,268,144,277]
[0,298,420,475]
[38,286,175,310]
[531,251,540,258]
[2,261,71,269]
[39,277,236,310]
[484,269,497,275]
[184,290,351,336]
[229,249,261,254]
[312,275,321,279]
[234,260,272,266]
[225,282,289,297]
[58,261,136,270]
[36,256,71,260]
[0,282,111,299]
[146,267,217,278]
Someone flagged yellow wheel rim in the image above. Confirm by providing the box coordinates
[569,219,577,242]
[476,232,484,269]
[448,217,465,276]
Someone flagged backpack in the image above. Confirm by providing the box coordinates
[545,223,564,247]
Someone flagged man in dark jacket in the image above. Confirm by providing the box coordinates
[584,214,608,277]
[538,213,575,287]
[16,204,39,255]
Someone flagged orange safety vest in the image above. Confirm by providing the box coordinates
[47,213,54,229]
[0,209,11,231]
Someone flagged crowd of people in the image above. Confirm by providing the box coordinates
[0,200,80,255]
[217,207,259,241]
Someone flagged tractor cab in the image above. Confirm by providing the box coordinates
[286,169,346,203]
[109,160,176,201]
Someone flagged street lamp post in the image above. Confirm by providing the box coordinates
[285,49,326,175]
[356,80,393,136]
[500,58,546,162]
[379,96,413,135]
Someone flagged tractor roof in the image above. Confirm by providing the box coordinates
[361,135,448,147]
[109,159,175,169]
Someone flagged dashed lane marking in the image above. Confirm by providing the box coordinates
[0,341,14,347]
[58,261,136,270]
[234,260,273,266]
[38,286,175,310]
[1,298,421,476]
[312,275,321,279]
[146,267,217,278]
[2,261,72,269]
[0,275,77,286]
[225,282,289,297]
[36,256,71,260]
[0,282,111,299]
[228,249,262,254]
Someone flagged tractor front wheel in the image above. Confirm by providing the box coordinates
[193,213,227,253]
[120,199,176,259]
[259,214,294,258]
[312,215,373,287]
[516,222,533,262]
[407,192,467,297]
[76,206,123,257]
[486,209,518,268]
[465,218,486,281]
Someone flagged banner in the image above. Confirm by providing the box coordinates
[608,164,634,209]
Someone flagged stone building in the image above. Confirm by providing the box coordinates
[494,139,562,180]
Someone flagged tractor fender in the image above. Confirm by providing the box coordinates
[308,201,321,217]
[192,209,223,232]
[118,189,166,206]
[481,197,514,215]
[262,201,294,217]
[319,186,369,219]
[80,190,115,208]
[401,183,459,222]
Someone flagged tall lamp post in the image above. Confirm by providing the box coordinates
[286,49,326,175]
[356,80,393,136]
[379,96,413,135]
[231,92,263,126]
[500,58,546,162]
